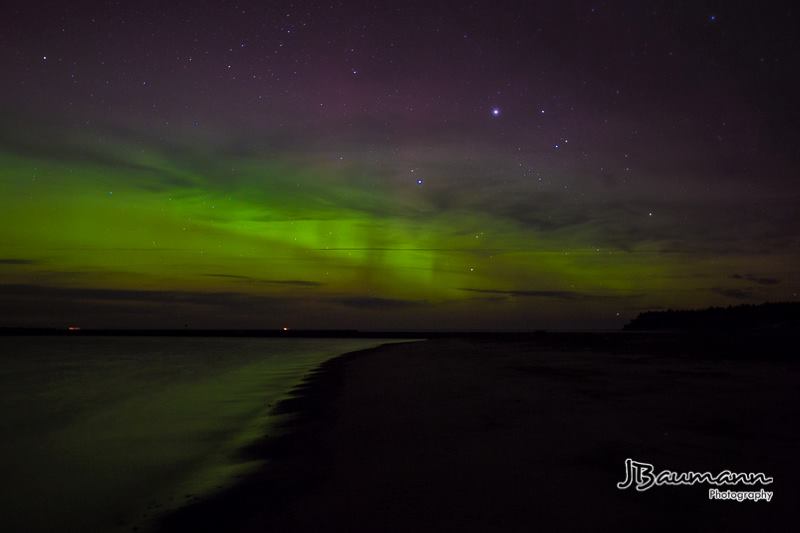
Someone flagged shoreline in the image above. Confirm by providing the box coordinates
[0,336,398,533]
[157,336,796,532]
[156,341,416,532]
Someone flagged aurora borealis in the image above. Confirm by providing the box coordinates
[1,1,798,329]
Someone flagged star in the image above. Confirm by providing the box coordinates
[416,178,424,186]
[490,107,501,117]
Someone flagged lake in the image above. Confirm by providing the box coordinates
[0,336,395,532]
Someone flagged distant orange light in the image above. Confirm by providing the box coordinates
[282,327,289,331]
[67,326,81,331]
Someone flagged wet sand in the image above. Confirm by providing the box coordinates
[159,335,798,532]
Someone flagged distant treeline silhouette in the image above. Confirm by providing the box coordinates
[624,302,800,331]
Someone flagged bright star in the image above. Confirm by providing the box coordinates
[491,107,501,117]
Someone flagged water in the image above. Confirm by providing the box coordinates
[0,336,395,532]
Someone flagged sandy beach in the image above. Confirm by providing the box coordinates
[159,334,798,532]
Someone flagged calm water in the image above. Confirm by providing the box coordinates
[0,336,395,532]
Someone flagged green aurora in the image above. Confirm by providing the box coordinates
[1,129,796,329]
[3,2,800,329]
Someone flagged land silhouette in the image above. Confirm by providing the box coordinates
[624,302,800,331]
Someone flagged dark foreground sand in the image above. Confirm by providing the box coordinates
[159,334,798,532]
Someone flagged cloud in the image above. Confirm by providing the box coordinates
[331,296,426,309]
[731,273,780,286]
[0,258,39,265]
[460,288,640,301]
[0,284,288,307]
[204,274,323,286]
[0,284,429,319]
[710,287,756,300]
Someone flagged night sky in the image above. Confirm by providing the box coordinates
[1,1,798,330]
